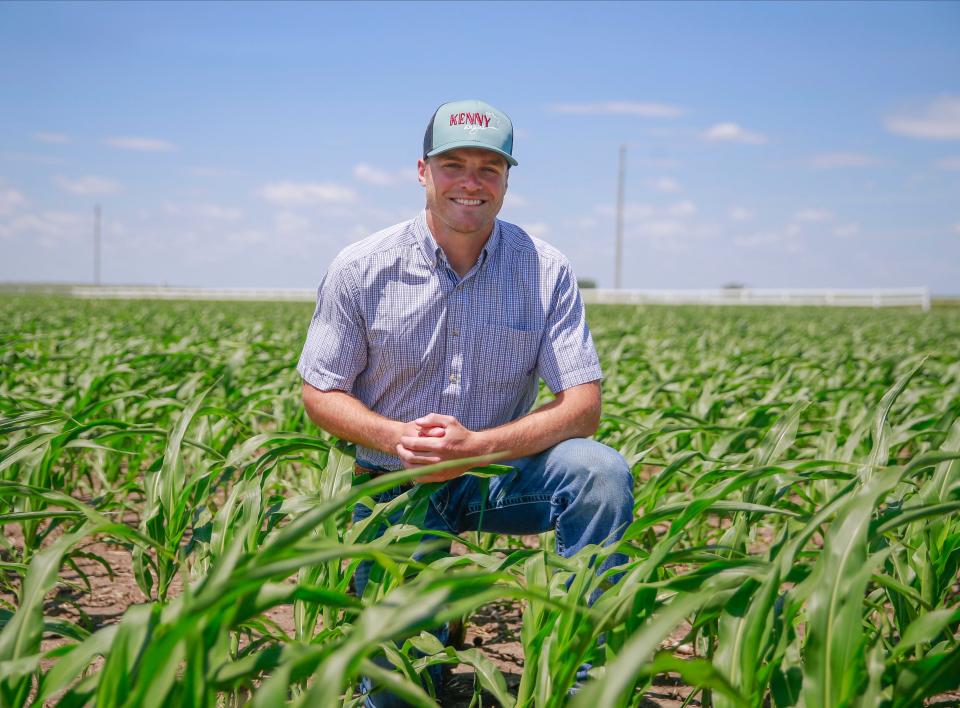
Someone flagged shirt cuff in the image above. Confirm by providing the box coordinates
[297,362,354,392]
[544,364,604,395]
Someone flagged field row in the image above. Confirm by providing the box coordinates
[1,297,958,706]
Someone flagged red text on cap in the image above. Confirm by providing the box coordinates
[449,112,492,128]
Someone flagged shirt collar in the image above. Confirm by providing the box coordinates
[413,210,441,270]
[414,209,502,272]
[481,218,502,267]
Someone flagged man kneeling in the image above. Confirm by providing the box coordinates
[297,99,634,706]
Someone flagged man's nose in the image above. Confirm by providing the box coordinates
[459,168,483,190]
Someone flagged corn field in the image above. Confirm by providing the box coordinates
[1,295,958,707]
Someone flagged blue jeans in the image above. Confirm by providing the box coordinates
[353,438,634,707]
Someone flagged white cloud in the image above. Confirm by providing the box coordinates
[0,152,65,165]
[809,152,882,169]
[353,163,395,186]
[728,206,754,222]
[352,163,414,186]
[196,204,242,221]
[32,132,70,144]
[105,136,178,152]
[275,211,311,233]
[936,156,960,171]
[794,209,834,223]
[623,204,655,220]
[55,175,121,195]
[733,232,782,248]
[637,220,687,238]
[521,222,550,239]
[0,211,87,248]
[597,203,651,220]
[833,223,860,238]
[634,157,681,170]
[885,96,960,140]
[597,200,697,221]
[258,181,357,206]
[594,199,715,254]
[225,229,267,247]
[546,101,685,118]
[504,192,528,207]
[163,202,244,224]
[0,187,27,215]
[701,122,768,145]
[645,177,680,193]
[351,223,371,239]
[189,166,243,178]
[735,210,847,251]
[668,201,696,217]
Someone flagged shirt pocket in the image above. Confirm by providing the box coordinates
[476,325,542,387]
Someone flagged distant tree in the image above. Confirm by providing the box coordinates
[578,278,597,289]
[722,282,746,290]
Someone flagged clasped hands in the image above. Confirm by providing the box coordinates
[395,413,491,483]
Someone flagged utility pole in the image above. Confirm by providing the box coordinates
[93,204,101,286]
[614,144,626,290]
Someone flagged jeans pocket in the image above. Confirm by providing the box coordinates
[431,481,452,517]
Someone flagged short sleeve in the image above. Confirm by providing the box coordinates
[296,263,367,392]
[537,263,603,394]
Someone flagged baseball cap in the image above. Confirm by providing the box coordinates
[423,99,518,167]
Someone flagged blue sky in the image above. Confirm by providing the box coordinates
[1,1,959,292]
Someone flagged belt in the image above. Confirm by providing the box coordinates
[354,463,414,489]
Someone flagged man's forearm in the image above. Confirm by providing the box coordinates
[394,381,601,481]
[301,382,402,455]
[477,381,601,460]
[306,379,601,478]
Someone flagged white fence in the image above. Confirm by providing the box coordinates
[70,286,317,302]
[68,285,932,311]
[582,287,931,311]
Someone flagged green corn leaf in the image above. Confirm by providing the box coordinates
[890,607,960,660]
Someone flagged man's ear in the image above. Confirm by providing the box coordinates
[417,158,428,186]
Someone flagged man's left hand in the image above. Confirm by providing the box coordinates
[397,413,490,483]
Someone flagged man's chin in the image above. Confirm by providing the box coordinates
[427,207,496,238]
[448,214,494,235]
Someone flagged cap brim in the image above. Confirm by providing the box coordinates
[426,141,518,167]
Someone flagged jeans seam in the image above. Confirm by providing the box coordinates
[431,495,458,534]
[555,521,566,555]
[465,493,551,515]
[552,492,568,555]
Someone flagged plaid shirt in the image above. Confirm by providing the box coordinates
[297,210,602,469]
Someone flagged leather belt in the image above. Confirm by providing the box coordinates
[354,463,413,489]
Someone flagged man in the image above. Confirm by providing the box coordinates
[297,99,633,704]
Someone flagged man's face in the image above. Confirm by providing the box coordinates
[418,147,509,240]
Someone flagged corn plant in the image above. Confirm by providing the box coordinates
[0,295,958,706]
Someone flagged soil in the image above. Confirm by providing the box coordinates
[3,530,958,707]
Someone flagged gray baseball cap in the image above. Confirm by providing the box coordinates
[423,99,518,167]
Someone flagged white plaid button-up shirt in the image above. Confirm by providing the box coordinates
[297,210,602,469]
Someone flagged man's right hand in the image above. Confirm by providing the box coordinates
[396,413,493,483]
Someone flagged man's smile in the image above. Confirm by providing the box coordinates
[451,198,485,206]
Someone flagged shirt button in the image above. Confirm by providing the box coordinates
[451,329,460,337]
[449,373,458,383]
